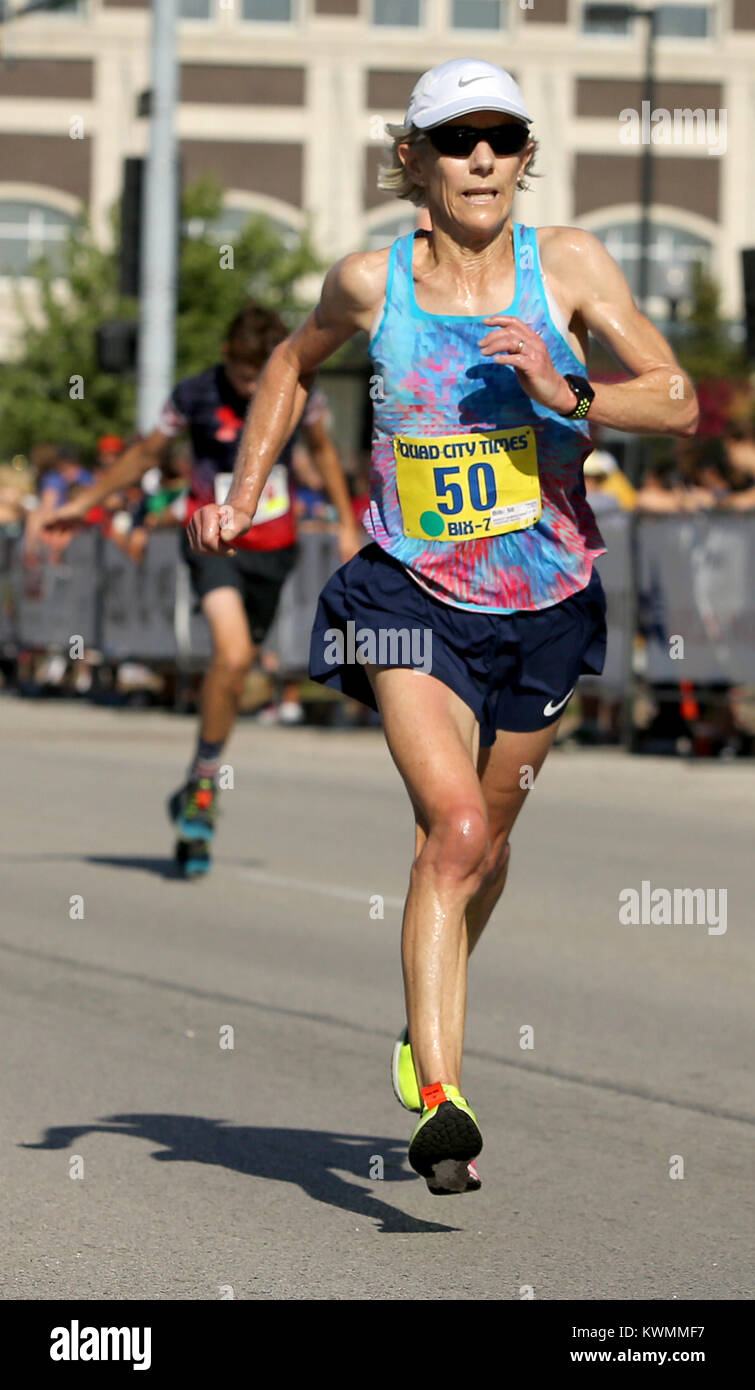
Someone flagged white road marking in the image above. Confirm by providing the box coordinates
[231,866,404,910]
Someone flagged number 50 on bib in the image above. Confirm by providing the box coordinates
[394,427,541,543]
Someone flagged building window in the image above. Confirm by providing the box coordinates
[185,204,301,253]
[179,0,212,17]
[31,0,84,11]
[581,4,712,39]
[242,0,295,20]
[0,201,77,277]
[655,4,710,38]
[595,220,711,305]
[451,0,505,29]
[372,0,422,26]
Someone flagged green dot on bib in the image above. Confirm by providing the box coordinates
[420,510,444,537]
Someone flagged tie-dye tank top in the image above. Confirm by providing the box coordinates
[364,223,606,612]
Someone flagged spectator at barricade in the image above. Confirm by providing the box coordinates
[633,435,753,757]
[24,443,95,561]
[38,444,94,509]
[718,426,755,511]
[723,424,755,482]
[694,438,734,505]
[635,449,715,513]
[582,448,636,514]
[0,460,35,534]
[95,435,126,472]
[28,442,59,491]
[142,455,191,532]
[78,438,157,562]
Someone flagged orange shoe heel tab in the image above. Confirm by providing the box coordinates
[420,1082,448,1110]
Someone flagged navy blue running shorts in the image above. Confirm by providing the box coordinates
[309,542,607,747]
[181,530,298,645]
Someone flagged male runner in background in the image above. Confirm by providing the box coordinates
[46,301,362,874]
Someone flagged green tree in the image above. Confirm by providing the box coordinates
[674,263,747,385]
[174,175,321,375]
[0,176,322,462]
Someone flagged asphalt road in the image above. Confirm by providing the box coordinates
[1,698,752,1300]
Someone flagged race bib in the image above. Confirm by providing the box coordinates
[394,427,540,542]
[214,464,290,527]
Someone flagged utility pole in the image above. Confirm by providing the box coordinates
[137,0,179,435]
[583,4,659,486]
[635,6,657,314]
[584,4,658,313]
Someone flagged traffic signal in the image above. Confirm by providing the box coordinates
[95,320,138,374]
[120,157,144,299]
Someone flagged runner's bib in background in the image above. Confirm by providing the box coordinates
[393,427,541,542]
[214,463,291,527]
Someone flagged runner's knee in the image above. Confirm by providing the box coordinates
[211,646,254,682]
[415,805,489,888]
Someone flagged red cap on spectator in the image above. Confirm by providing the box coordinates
[98,435,124,451]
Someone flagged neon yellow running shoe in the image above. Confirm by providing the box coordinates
[408,1082,482,1195]
[391,1027,421,1113]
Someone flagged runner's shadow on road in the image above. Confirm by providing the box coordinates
[0,852,185,881]
[86,855,186,880]
[21,1113,460,1235]
[83,855,268,881]
[0,852,267,881]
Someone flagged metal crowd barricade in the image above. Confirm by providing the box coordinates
[2,516,755,735]
[100,529,198,665]
[11,527,100,651]
[583,509,635,701]
[262,528,341,676]
[0,530,17,649]
[636,514,755,684]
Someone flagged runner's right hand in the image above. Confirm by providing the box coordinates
[186,502,254,555]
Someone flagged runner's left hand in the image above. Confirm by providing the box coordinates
[478,316,576,415]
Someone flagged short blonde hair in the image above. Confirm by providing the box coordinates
[377,121,540,207]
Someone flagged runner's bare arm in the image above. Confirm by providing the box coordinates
[544,228,698,432]
[227,252,385,513]
[190,251,387,551]
[43,430,174,531]
[480,227,698,436]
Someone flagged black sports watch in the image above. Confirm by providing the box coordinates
[560,374,595,420]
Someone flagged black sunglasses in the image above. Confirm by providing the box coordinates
[426,122,530,158]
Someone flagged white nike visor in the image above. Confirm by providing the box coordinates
[405,59,532,131]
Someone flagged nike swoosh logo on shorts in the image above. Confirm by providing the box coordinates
[543,687,575,717]
[458,76,488,87]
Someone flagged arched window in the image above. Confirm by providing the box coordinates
[592,219,712,309]
[0,200,78,277]
[184,202,302,252]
